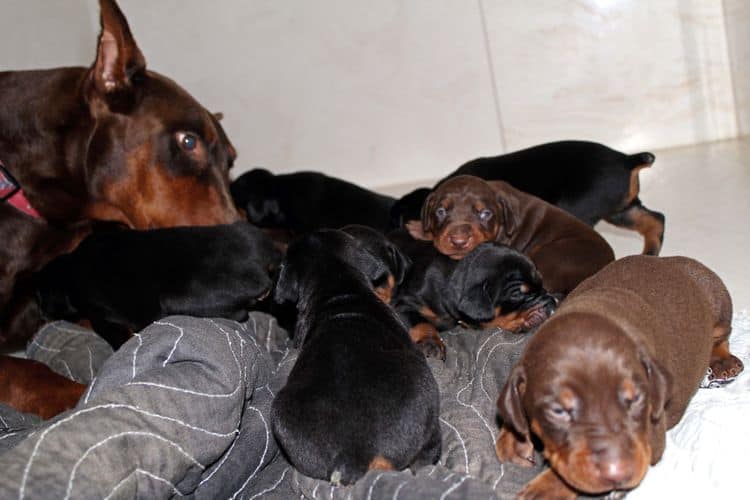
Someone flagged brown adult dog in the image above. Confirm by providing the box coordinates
[407,175,614,295]
[495,255,744,498]
[0,355,86,420]
[0,0,240,344]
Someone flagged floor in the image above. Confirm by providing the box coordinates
[377,136,750,313]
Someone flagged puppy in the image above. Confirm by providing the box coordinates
[36,222,281,348]
[407,175,615,295]
[271,229,441,485]
[495,255,744,498]
[391,232,557,359]
[391,141,664,255]
[231,168,396,234]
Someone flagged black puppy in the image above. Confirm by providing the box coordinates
[231,168,396,234]
[391,141,664,255]
[391,231,557,358]
[36,222,281,348]
[271,229,441,485]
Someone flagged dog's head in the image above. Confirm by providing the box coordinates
[449,242,556,332]
[407,175,515,259]
[340,224,411,304]
[497,312,672,495]
[82,0,240,229]
[230,168,286,227]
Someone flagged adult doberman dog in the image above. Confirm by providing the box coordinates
[0,0,240,345]
[495,256,744,498]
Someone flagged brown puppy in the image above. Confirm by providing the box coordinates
[0,355,86,420]
[407,175,614,295]
[495,255,744,498]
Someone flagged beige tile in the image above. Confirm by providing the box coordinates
[481,0,737,153]
[724,0,750,136]
[119,0,502,188]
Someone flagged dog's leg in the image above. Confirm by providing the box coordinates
[605,199,665,256]
[709,324,744,381]
[518,469,578,500]
[408,323,446,361]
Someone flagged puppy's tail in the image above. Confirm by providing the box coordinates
[626,152,656,170]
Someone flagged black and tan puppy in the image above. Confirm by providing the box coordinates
[391,232,557,359]
[231,168,396,234]
[36,222,281,349]
[271,229,441,485]
[495,255,744,498]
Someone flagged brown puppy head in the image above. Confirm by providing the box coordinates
[498,312,672,495]
[82,0,239,229]
[407,175,514,259]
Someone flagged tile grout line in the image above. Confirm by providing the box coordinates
[477,0,507,153]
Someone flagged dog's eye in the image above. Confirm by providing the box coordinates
[435,207,447,219]
[547,405,572,423]
[624,391,644,410]
[176,132,200,152]
[478,209,493,221]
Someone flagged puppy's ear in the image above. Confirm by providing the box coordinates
[497,364,530,437]
[273,262,299,305]
[388,244,411,285]
[88,0,146,110]
[455,279,494,324]
[406,220,433,241]
[640,350,672,423]
[495,189,520,238]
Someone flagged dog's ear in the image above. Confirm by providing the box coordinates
[405,220,432,241]
[273,262,299,305]
[497,364,530,437]
[89,0,146,105]
[387,243,411,285]
[494,187,520,238]
[455,278,494,324]
[640,350,672,423]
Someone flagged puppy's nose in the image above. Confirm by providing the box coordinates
[449,233,472,249]
[598,459,634,487]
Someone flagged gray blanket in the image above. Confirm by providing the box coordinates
[0,314,544,499]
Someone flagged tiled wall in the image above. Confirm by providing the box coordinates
[3,1,747,189]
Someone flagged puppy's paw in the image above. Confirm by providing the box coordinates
[518,469,577,500]
[416,335,446,361]
[495,427,535,467]
[703,355,744,387]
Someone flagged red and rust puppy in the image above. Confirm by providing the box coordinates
[407,175,615,296]
[0,355,86,420]
[495,255,744,499]
[390,231,557,359]
[0,0,240,344]
[391,141,664,255]
[271,230,440,485]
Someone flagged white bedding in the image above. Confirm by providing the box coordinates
[630,309,750,498]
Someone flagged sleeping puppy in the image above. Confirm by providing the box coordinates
[35,222,281,349]
[495,255,744,498]
[271,229,441,485]
[391,232,557,359]
[407,175,615,295]
[231,168,396,234]
[340,224,411,304]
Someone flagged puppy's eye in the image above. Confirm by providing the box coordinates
[547,405,572,423]
[176,132,200,152]
[435,207,447,219]
[478,209,493,221]
[625,391,644,409]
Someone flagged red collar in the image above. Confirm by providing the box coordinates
[1,161,42,218]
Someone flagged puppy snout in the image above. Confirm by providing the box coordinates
[597,458,634,488]
[448,226,473,249]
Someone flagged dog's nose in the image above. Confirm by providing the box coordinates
[449,233,472,249]
[598,458,634,487]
